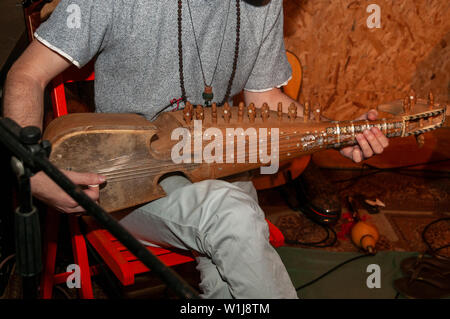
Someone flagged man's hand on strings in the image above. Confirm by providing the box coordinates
[339,109,390,163]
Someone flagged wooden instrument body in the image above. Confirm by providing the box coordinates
[43,99,446,212]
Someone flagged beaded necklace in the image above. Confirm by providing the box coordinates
[177,0,241,107]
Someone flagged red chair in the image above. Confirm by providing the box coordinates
[39,62,285,300]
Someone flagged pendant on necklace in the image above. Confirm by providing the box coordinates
[202,86,214,107]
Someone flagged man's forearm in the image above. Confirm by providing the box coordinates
[2,39,72,130]
[2,69,45,129]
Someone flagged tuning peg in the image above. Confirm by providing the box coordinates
[304,100,311,122]
[288,103,297,122]
[248,103,256,123]
[183,101,193,124]
[314,104,322,122]
[211,102,217,124]
[277,102,283,120]
[428,91,434,110]
[261,103,270,122]
[403,96,410,114]
[409,89,416,111]
[238,102,244,122]
[223,102,231,124]
[195,105,204,121]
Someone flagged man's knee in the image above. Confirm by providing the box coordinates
[203,181,268,240]
[208,181,263,217]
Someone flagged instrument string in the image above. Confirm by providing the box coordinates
[96,121,406,183]
[95,110,448,183]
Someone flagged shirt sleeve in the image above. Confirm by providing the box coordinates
[244,1,292,92]
[34,0,113,68]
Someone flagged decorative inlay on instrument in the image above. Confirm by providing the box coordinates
[43,93,447,212]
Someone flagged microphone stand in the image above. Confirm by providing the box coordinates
[10,137,42,299]
[0,117,199,299]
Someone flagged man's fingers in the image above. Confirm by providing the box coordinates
[340,145,363,163]
[352,146,363,163]
[363,130,384,154]
[55,199,85,214]
[61,205,85,214]
[356,133,374,158]
[355,109,378,121]
[371,127,389,148]
[66,171,106,186]
[339,146,353,158]
[366,109,378,121]
[339,110,389,163]
[84,185,100,201]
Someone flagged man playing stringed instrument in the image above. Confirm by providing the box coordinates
[3,0,389,298]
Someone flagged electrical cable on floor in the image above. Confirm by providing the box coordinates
[294,217,450,296]
[295,253,372,291]
[284,222,337,248]
[292,160,450,296]
[278,170,339,248]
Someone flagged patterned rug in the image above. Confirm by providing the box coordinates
[259,169,450,257]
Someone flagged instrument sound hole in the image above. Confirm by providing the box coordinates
[157,171,191,186]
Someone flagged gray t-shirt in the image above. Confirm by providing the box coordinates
[35,0,291,120]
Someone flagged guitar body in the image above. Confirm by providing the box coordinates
[45,113,204,212]
[43,98,446,212]
[45,113,158,211]
[44,111,265,212]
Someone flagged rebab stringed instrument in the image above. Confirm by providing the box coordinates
[43,94,447,212]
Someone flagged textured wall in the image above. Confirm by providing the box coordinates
[283,0,450,120]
